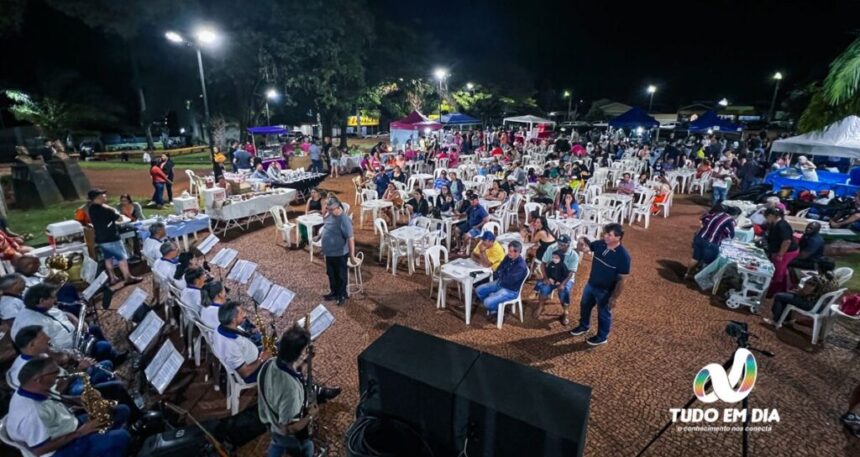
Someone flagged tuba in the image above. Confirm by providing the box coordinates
[65,372,117,433]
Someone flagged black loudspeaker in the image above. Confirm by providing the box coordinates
[453,352,591,457]
[357,326,592,457]
[358,325,481,456]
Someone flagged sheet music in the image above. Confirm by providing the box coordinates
[197,234,220,255]
[81,256,98,284]
[211,248,238,269]
[142,238,163,263]
[227,260,257,284]
[129,311,164,352]
[145,340,184,395]
[297,304,335,340]
[248,275,273,304]
[81,272,108,301]
[118,288,148,321]
[260,286,295,317]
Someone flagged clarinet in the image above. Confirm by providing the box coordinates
[297,313,317,440]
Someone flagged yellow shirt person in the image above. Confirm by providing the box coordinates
[471,231,506,271]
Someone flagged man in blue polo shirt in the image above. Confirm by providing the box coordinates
[454,193,489,255]
[570,223,631,346]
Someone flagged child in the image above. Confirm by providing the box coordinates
[533,251,570,318]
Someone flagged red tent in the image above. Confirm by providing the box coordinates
[390,111,442,131]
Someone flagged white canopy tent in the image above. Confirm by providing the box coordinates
[502,115,556,128]
[771,115,860,159]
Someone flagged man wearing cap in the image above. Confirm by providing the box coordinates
[454,194,489,255]
[320,198,357,306]
[475,240,529,317]
[540,235,581,325]
[570,223,631,346]
[471,231,506,271]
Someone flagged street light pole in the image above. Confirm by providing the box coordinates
[195,48,215,168]
[564,90,572,122]
[768,72,783,122]
[647,85,657,113]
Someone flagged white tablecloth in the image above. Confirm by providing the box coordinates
[207,189,296,222]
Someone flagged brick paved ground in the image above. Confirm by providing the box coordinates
[85,169,860,456]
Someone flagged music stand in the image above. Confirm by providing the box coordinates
[297,304,335,341]
[260,285,296,317]
[129,311,165,353]
[145,340,185,395]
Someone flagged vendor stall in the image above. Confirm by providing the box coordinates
[694,239,775,313]
[502,115,556,140]
[247,126,290,170]
[390,111,442,150]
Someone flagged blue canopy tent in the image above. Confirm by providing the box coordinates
[247,125,290,135]
[441,112,481,127]
[609,107,659,129]
[688,111,743,134]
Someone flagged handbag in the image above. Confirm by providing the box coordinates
[840,293,860,317]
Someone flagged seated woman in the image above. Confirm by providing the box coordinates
[521,215,556,266]
[405,189,430,223]
[434,185,456,216]
[448,148,460,167]
[266,160,283,181]
[390,165,407,184]
[484,180,507,202]
[250,163,270,181]
[764,257,838,326]
[382,182,404,223]
[118,194,143,222]
[651,175,673,215]
[695,159,712,178]
[557,193,581,219]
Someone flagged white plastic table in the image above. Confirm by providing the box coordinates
[411,173,434,189]
[601,192,634,222]
[670,169,696,193]
[361,200,394,232]
[479,199,502,212]
[495,232,534,253]
[437,258,493,325]
[389,225,429,275]
[295,213,325,245]
[546,216,583,237]
[422,189,440,200]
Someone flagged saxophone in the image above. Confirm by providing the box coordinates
[256,310,278,356]
[67,372,117,433]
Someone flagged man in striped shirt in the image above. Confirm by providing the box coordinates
[685,206,736,279]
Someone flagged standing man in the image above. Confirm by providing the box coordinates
[319,199,357,306]
[233,144,253,171]
[309,140,323,173]
[160,153,175,206]
[570,223,631,346]
[86,189,141,286]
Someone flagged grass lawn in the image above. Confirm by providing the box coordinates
[7,199,174,247]
[79,152,214,170]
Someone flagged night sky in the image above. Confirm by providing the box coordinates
[2,0,859,120]
[375,0,860,109]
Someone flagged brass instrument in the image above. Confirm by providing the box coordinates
[256,309,278,356]
[298,312,317,439]
[65,372,117,433]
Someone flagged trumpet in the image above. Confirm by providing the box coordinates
[63,372,117,434]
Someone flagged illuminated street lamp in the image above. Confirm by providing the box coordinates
[647,85,657,113]
[265,89,278,125]
[433,67,449,121]
[165,27,221,172]
[563,90,572,122]
[466,82,475,90]
[768,71,783,121]
[718,98,729,107]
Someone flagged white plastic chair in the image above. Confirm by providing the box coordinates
[630,190,657,229]
[655,189,674,218]
[496,267,531,329]
[388,236,410,275]
[524,202,544,226]
[310,227,325,263]
[690,172,711,196]
[795,208,810,218]
[192,319,220,389]
[406,176,422,192]
[269,206,296,248]
[348,252,365,295]
[775,288,846,344]
[374,218,390,263]
[359,190,380,228]
[835,267,854,287]
[185,169,199,196]
[483,221,502,236]
[221,362,258,415]
[0,419,36,457]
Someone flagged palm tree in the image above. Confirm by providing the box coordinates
[824,35,860,105]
